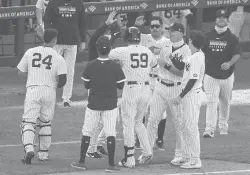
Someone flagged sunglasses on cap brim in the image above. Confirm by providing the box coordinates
[150,25,161,29]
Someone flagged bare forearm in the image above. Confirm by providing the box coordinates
[229,54,241,67]
[36,8,43,25]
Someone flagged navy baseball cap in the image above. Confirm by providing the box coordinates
[96,36,112,54]
[43,28,58,43]
[216,9,229,18]
[170,22,185,34]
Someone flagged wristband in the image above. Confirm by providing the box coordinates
[164,64,171,70]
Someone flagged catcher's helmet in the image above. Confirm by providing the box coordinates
[123,26,141,42]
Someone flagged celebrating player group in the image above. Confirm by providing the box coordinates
[17,0,241,172]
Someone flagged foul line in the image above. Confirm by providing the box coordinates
[0,138,124,148]
[165,169,250,175]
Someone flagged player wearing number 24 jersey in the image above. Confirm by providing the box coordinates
[109,27,158,168]
[17,29,67,165]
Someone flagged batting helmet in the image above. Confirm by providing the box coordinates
[123,26,141,42]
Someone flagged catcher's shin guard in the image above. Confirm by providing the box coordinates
[21,121,36,153]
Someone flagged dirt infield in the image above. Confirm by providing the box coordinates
[0,57,250,175]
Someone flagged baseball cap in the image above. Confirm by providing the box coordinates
[216,9,229,18]
[96,36,112,55]
[43,28,58,43]
[169,23,185,34]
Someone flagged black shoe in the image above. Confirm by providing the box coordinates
[63,102,71,107]
[97,146,108,156]
[155,140,165,151]
[21,151,34,164]
[86,152,103,159]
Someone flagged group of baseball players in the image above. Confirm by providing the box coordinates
[16,0,242,173]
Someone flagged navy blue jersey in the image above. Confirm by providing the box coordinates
[203,29,241,79]
[44,0,86,45]
[82,58,126,110]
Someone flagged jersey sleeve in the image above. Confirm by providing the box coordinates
[189,54,201,79]
[17,50,29,72]
[81,63,91,82]
[109,47,123,61]
[36,0,44,9]
[57,57,67,75]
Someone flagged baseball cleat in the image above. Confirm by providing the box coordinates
[220,129,228,135]
[155,140,166,151]
[21,151,35,164]
[71,162,86,170]
[170,156,185,166]
[180,160,202,169]
[86,152,103,159]
[63,102,71,107]
[138,154,152,164]
[203,131,214,138]
[105,165,121,172]
[118,157,135,168]
[97,146,108,156]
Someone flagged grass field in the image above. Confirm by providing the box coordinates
[0,58,250,175]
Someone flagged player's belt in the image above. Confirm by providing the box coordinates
[127,81,149,85]
[157,78,181,87]
[149,73,158,78]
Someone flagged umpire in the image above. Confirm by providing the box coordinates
[71,36,126,172]
[202,9,241,138]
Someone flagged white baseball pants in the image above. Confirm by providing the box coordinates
[182,88,202,162]
[121,83,152,156]
[147,80,183,157]
[21,86,56,159]
[204,74,234,132]
[54,44,77,102]
[82,107,118,138]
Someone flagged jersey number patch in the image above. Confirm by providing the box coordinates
[130,53,148,68]
[32,53,52,70]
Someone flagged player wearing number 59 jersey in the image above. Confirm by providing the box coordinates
[17,29,67,165]
[109,27,158,168]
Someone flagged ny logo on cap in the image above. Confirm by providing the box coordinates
[221,10,225,14]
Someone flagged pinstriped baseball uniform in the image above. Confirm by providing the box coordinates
[17,46,67,160]
[109,45,157,157]
[181,50,205,162]
[228,6,244,38]
[140,34,171,119]
[147,43,191,158]
[152,9,192,38]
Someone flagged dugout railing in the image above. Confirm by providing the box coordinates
[0,0,250,67]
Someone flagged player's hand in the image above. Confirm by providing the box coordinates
[157,57,166,67]
[221,62,231,70]
[172,96,182,106]
[36,25,44,38]
[153,48,161,55]
[79,42,85,52]
[105,11,118,26]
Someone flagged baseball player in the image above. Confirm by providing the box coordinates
[228,6,244,38]
[71,36,126,172]
[109,26,158,168]
[136,9,194,38]
[139,16,171,150]
[86,11,121,158]
[44,0,86,107]
[239,6,250,42]
[172,30,205,169]
[35,0,50,38]
[147,22,191,166]
[203,10,241,138]
[18,29,67,164]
